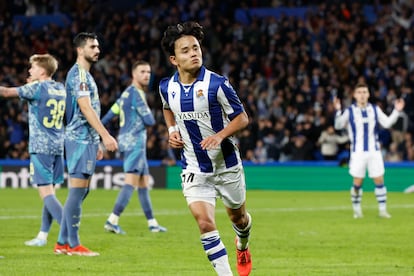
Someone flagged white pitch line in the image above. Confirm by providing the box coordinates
[1,204,414,220]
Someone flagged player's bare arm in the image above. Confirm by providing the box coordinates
[200,111,248,150]
[0,86,19,98]
[77,96,118,152]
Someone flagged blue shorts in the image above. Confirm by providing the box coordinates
[30,153,64,186]
[65,140,98,178]
[122,148,149,175]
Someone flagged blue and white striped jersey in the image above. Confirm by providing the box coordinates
[101,85,155,152]
[159,66,244,174]
[334,103,400,153]
[17,80,66,155]
[64,63,100,144]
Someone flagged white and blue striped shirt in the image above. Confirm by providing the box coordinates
[334,103,400,153]
[159,66,244,174]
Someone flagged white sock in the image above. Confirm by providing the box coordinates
[233,213,252,250]
[37,231,48,240]
[147,218,158,227]
[201,230,232,275]
[108,213,119,225]
[375,186,387,212]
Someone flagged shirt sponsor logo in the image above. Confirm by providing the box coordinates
[175,111,210,121]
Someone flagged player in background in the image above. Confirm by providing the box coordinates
[101,60,167,234]
[54,32,118,256]
[334,82,405,219]
[0,54,65,247]
[159,21,252,276]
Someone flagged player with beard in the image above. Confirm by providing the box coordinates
[54,32,118,256]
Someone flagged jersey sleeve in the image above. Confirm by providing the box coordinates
[159,77,171,110]
[217,78,244,120]
[71,67,91,99]
[136,91,155,126]
[376,106,400,128]
[334,108,349,130]
[17,82,41,101]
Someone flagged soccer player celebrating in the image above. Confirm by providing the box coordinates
[334,82,405,219]
[159,22,252,276]
[102,60,167,234]
[54,32,118,256]
[0,54,65,247]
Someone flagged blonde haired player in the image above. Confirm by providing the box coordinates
[334,82,404,218]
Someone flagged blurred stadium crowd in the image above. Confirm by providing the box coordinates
[0,0,414,164]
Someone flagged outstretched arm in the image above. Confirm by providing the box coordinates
[0,86,19,98]
[377,98,405,129]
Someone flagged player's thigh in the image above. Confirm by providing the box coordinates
[349,153,367,178]
[65,140,98,176]
[216,166,246,209]
[367,151,385,178]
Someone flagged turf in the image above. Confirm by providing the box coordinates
[1,188,414,275]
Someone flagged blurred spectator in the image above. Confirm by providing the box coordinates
[316,125,349,160]
[282,135,314,161]
[1,1,414,163]
[385,142,403,162]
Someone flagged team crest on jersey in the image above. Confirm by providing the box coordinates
[196,89,204,98]
[79,82,88,91]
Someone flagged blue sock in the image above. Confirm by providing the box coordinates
[40,205,53,233]
[44,194,63,225]
[138,187,153,220]
[112,184,134,216]
[62,187,88,248]
[57,208,67,245]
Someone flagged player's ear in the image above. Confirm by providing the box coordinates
[169,55,177,66]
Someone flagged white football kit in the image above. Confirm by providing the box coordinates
[335,103,400,178]
[159,66,246,207]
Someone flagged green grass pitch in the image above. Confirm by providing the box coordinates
[1,188,414,275]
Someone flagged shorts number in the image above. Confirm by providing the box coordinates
[182,173,195,184]
[43,99,65,129]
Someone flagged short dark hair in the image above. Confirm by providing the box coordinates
[132,60,150,71]
[354,82,368,90]
[161,21,204,56]
[73,32,98,48]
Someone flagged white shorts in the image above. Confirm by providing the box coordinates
[181,166,246,209]
[349,151,384,178]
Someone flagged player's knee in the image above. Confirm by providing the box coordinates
[229,212,249,228]
[197,219,216,233]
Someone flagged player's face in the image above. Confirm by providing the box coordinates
[80,38,100,64]
[171,35,202,74]
[133,64,151,87]
[28,62,45,81]
[353,86,369,107]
